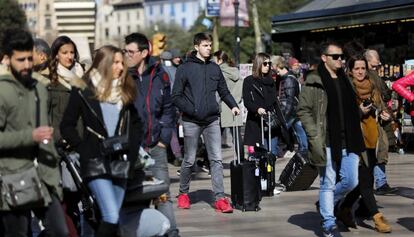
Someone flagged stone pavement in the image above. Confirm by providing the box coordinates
[169,149,414,237]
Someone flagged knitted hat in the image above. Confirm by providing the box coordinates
[288,57,299,68]
[160,51,172,60]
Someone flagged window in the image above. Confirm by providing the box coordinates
[105,28,109,37]
[160,4,163,14]
[105,15,108,22]
[170,3,175,16]
[117,13,120,21]
[117,26,121,35]
[136,11,140,19]
[181,18,186,28]
[182,2,186,12]
[45,17,51,29]
[46,4,50,11]
[127,26,130,33]
[127,12,130,21]
[149,5,153,15]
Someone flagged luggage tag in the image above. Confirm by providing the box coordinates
[178,124,184,138]
[267,164,272,172]
[255,167,260,177]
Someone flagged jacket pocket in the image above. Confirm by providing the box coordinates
[308,136,326,165]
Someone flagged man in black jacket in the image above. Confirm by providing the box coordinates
[172,32,240,213]
[124,33,179,237]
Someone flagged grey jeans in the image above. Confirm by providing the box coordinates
[147,146,178,234]
[179,119,225,199]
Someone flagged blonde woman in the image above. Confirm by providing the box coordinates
[60,45,143,237]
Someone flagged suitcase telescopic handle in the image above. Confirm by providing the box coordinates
[233,115,241,164]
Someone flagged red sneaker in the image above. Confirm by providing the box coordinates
[177,193,191,209]
[215,197,233,213]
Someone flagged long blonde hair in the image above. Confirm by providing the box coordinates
[84,45,136,105]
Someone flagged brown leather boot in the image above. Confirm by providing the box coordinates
[373,212,392,233]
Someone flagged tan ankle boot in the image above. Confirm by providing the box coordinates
[373,213,392,233]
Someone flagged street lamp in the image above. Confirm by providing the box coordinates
[234,0,240,66]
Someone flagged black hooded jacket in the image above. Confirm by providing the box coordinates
[172,52,237,125]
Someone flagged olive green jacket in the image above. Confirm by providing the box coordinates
[297,71,328,166]
[0,70,62,210]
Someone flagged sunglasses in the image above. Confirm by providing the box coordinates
[263,61,272,67]
[325,54,344,60]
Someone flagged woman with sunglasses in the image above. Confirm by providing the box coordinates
[60,45,143,237]
[337,55,392,233]
[242,53,278,155]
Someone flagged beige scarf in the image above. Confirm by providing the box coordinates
[90,69,123,109]
[57,63,84,89]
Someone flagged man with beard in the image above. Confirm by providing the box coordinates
[0,29,68,237]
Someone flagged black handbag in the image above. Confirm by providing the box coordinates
[264,109,282,130]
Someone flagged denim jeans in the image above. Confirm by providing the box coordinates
[374,163,387,189]
[269,120,308,157]
[291,120,308,154]
[147,145,178,233]
[88,178,126,224]
[318,148,359,230]
[179,119,225,199]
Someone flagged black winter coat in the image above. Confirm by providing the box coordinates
[279,72,300,123]
[60,87,143,180]
[172,52,237,125]
[129,61,175,147]
[242,75,278,147]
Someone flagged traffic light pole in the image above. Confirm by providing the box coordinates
[234,0,240,66]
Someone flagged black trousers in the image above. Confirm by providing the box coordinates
[0,194,69,237]
[341,149,379,216]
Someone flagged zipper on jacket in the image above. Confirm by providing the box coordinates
[86,126,105,140]
[145,65,158,146]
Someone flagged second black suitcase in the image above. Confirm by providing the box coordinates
[279,152,318,191]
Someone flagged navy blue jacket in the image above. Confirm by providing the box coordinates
[172,52,237,125]
[129,61,175,147]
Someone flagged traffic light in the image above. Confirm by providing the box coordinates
[151,33,167,57]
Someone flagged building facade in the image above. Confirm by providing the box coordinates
[18,0,58,44]
[54,0,96,60]
[143,0,205,30]
[95,0,145,48]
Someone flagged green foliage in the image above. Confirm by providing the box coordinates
[188,0,310,63]
[0,0,27,50]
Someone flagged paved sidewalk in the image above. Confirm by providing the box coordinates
[170,149,414,237]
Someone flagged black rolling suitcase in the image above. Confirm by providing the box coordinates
[257,115,277,197]
[230,116,261,211]
[279,152,318,191]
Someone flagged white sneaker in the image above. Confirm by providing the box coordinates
[273,189,281,195]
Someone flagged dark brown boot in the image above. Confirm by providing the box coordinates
[336,207,356,228]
